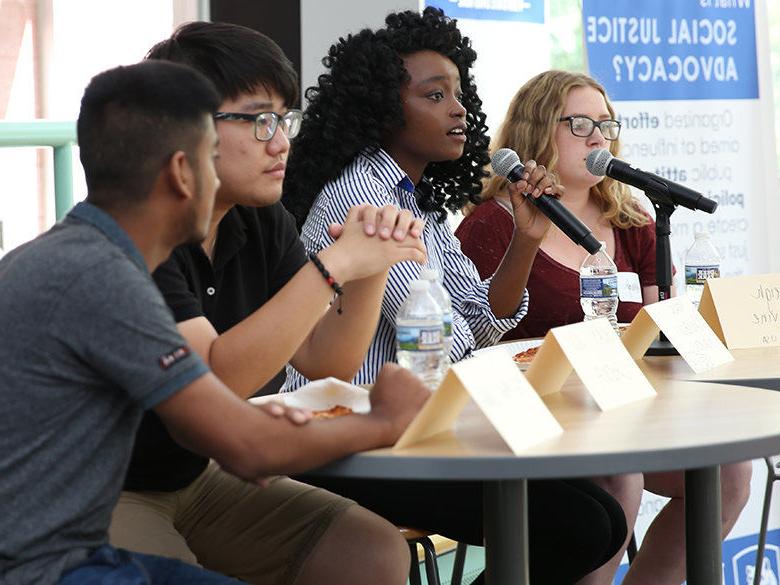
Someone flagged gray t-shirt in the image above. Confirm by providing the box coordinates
[0,202,209,585]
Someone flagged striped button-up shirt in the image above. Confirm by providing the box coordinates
[284,146,528,389]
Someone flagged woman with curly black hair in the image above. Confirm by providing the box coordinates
[284,7,554,389]
[284,8,491,227]
[283,8,628,584]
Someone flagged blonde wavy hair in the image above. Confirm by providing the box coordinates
[470,70,648,229]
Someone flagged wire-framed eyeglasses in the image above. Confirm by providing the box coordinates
[558,116,621,141]
[213,109,303,142]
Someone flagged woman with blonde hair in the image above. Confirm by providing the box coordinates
[458,70,656,339]
[457,69,751,585]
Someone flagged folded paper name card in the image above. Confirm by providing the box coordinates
[622,296,733,373]
[525,318,656,411]
[394,351,562,454]
[699,274,780,349]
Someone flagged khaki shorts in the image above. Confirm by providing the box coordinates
[109,461,355,584]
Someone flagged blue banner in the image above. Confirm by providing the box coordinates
[614,529,780,584]
[582,0,758,101]
[425,0,544,24]
[724,530,780,585]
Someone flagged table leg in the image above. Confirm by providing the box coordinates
[484,479,529,585]
[685,465,722,585]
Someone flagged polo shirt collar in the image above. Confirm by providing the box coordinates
[67,201,147,271]
[361,146,415,194]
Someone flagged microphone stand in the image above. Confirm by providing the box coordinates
[643,179,680,356]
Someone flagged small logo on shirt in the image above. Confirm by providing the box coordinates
[159,346,191,370]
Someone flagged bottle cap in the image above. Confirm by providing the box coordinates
[409,279,431,291]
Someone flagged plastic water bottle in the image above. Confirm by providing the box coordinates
[685,232,720,308]
[579,241,619,332]
[419,268,453,369]
[396,280,445,389]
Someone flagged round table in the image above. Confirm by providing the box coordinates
[309,372,780,584]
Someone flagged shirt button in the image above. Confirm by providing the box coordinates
[206,286,216,296]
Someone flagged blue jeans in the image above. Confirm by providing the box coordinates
[59,545,243,584]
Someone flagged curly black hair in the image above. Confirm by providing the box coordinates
[282,7,490,228]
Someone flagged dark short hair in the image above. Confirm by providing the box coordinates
[78,60,220,209]
[145,21,299,107]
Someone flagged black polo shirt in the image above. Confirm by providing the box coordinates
[123,202,308,492]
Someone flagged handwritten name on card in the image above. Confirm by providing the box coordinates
[641,296,733,373]
[699,274,780,349]
[548,319,656,411]
[395,352,562,453]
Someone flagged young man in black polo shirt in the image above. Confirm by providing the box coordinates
[110,22,428,585]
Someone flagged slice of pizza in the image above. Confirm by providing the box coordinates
[512,346,539,365]
[312,404,354,419]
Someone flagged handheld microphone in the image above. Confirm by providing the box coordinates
[491,148,601,255]
[586,149,717,214]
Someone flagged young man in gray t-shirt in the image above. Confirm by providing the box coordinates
[0,60,428,585]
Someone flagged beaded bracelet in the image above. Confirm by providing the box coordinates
[309,252,344,314]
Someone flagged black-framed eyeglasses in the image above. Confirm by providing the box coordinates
[213,109,303,142]
[558,116,621,141]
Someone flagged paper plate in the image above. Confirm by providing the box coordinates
[250,377,370,413]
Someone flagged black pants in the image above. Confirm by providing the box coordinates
[294,475,626,585]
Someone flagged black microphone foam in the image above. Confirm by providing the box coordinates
[586,149,717,214]
[490,148,601,254]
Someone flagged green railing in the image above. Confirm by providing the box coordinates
[0,120,77,220]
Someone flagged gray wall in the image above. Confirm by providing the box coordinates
[300,0,418,98]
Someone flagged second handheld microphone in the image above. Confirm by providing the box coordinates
[491,148,601,255]
[586,149,718,214]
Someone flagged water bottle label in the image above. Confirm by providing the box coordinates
[580,275,618,299]
[685,265,720,285]
[397,325,443,351]
[442,313,453,340]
